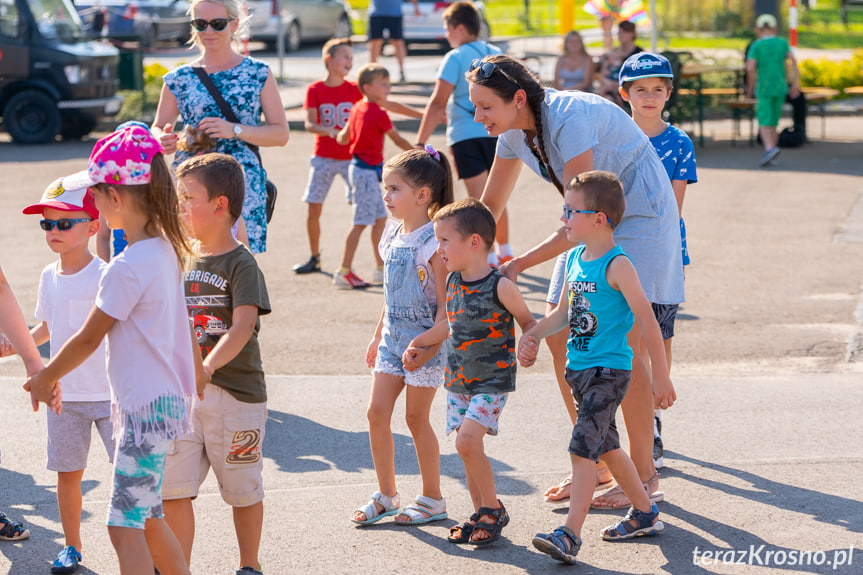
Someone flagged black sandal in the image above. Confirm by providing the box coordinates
[447,512,480,544]
[468,501,508,546]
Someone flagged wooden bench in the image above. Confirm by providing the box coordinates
[720,87,839,145]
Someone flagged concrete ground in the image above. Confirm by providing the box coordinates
[1,106,862,573]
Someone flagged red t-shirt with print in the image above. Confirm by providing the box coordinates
[304,80,362,160]
[347,100,392,166]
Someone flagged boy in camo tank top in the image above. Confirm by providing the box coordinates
[432,199,536,546]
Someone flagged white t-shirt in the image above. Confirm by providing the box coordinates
[35,256,110,402]
[379,219,438,307]
[96,237,196,417]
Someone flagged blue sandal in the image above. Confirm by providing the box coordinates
[601,503,664,541]
[0,512,29,541]
[532,525,581,564]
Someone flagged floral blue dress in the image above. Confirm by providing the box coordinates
[164,57,270,253]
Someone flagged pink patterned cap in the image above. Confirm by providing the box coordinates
[70,123,164,187]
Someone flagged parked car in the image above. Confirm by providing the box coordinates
[245,0,352,52]
[402,0,489,49]
[1,0,122,143]
[73,0,191,46]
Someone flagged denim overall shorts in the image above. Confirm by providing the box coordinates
[374,223,446,388]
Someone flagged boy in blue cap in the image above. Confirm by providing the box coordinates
[619,51,696,471]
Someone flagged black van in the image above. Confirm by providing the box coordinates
[0,0,122,143]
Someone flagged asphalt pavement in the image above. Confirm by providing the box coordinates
[1,51,863,574]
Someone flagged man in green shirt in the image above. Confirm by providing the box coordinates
[746,13,801,167]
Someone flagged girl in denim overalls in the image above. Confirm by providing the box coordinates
[351,147,455,526]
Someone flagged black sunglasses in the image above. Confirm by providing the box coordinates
[470,59,520,89]
[190,17,235,32]
[40,218,93,231]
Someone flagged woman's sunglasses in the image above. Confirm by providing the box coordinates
[469,59,520,89]
[40,218,93,231]
[190,17,235,32]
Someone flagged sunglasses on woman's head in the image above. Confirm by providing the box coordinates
[190,17,234,32]
[40,218,93,231]
[469,59,520,89]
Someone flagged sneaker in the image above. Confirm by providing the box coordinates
[333,269,371,289]
[51,545,81,574]
[532,525,581,564]
[497,255,513,266]
[292,254,320,274]
[0,511,29,541]
[760,146,780,167]
[371,267,384,285]
[236,567,263,575]
[601,503,664,541]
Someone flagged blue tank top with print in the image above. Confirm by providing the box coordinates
[565,245,634,371]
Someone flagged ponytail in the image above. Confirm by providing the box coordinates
[384,147,455,218]
[96,153,191,267]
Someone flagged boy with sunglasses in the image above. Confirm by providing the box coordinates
[20,176,113,574]
[519,171,672,565]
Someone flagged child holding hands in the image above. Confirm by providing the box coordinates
[433,199,536,545]
[519,171,673,565]
[352,147,453,526]
[25,123,204,575]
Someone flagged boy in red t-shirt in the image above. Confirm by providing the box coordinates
[334,64,415,289]
[294,38,363,275]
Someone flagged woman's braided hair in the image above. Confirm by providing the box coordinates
[466,54,565,195]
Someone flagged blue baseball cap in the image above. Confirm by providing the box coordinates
[618,52,674,86]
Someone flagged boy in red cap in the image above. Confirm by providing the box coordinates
[14,177,113,574]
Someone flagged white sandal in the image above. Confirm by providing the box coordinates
[351,491,401,525]
[394,495,447,526]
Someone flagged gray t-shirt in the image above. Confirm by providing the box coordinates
[497,89,684,304]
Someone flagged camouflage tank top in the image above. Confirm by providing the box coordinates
[444,269,517,395]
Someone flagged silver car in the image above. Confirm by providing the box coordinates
[402,0,488,49]
[245,0,352,51]
[73,0,191,46]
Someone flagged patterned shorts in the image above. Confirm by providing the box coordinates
[301,156,350,204]
[347,165,387,226]
[107,425,170,529]
[566,367,630,461]
[445,391,508,436]
[651,303,679,340]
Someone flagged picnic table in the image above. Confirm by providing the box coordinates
[679,62,746,146]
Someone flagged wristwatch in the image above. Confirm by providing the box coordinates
[232,123,243,139]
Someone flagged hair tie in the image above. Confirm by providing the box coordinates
[424,145,440,162]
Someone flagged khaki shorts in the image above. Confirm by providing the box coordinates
[162,384,267,507]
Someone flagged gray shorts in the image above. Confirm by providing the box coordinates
[347,164,387,226]
[651,302,679,340]
[47,401,114,472]
[566,367,631,461]
[547,250,570,305]
[301,156,350,204]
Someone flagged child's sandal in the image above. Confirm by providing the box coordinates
[351,491,401,526]
[394,495,447,526]
[468,501,509,546]
[532,525,582,564]
[601,503,664,541]
[447,512,480,544]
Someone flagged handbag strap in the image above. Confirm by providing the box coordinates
[192,66,262,165]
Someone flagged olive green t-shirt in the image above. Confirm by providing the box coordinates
[184,244,270,403]
[747,36,790,98]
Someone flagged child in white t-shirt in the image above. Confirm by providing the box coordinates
[21,177,113,574]
[26,123,203,575]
